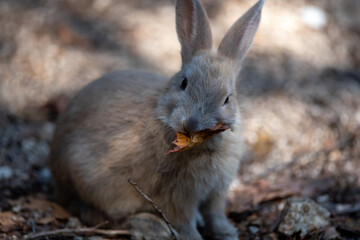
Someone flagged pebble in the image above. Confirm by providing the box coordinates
[279,197,330,237]
[249,225,259,234]
[88,237,103,240]
[38,168,52,182]
[0,166,13,180]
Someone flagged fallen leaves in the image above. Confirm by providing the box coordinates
[0,195,74,236]
[166,124,229,154]
[0,212,19,232]
[9,196,71,220]
[227,177,336,214]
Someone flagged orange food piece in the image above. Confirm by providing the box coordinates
[166,124,229,154]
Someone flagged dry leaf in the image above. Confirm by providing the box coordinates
[0,212,18,232]
[166,124,229,154]
[227,177,335,213]
[9,196,71,220]
[38,216,57,225]
[251,130,274,157]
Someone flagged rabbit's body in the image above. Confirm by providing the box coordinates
[50,0,264,239]
[50,70,167,211]
[51,65,243,237]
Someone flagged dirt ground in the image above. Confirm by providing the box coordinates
[0,0,360,239]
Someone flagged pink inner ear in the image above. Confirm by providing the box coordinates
[175,0,213,65]
[176,0,196,43]
[217,0,264,62]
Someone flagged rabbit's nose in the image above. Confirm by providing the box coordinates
[183,116,200,136]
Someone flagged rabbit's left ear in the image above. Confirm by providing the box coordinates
[218,0,264,65]
[176,0,213,66]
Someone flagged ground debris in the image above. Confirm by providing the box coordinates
[0,211,19,232]
[278,197,330,237]
[227,177,335,213]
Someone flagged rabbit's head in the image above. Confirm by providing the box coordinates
[156,0,264,137]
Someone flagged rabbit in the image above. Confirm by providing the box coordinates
[50,0,264,239]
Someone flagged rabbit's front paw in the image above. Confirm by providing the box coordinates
[213,226,238,240]
[177,225,203,240]
[205,217,238,240]
[123,212,173,240]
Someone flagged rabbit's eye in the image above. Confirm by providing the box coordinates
[180,77,188,90]
[224,96,230,105]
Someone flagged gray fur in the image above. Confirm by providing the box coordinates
[50,0,264,239]
[218,0,264,66]
[176,0,213,65]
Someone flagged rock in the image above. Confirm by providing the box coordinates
[66,217,82,228]
[323,226,340,240]
[38,168,51,183]
[249,225,259,234]
[88,237,103,240]
[278,197,330,237]
[0,166,13,180]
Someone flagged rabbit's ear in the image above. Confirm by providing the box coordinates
[176,0,212,65]
[218,0,264,65]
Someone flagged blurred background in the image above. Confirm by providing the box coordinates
[0,0,359,238]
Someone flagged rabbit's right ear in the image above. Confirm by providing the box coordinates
[176,0,213,66]
[218,0,264,66]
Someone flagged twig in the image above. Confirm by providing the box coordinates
[269,199,290,232]
[29,219,36,233]
[92,220,110,229]
[24,220,122,239]
[23,228,131,240]
[128,178,178,240]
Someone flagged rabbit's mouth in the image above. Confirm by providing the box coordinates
[186,123,230,137]
[165,123,230,154]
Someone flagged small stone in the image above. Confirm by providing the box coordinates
[11,205,22,213]
[323,226,340,239]
[279,197,330,237]
[249,225,259,234]
[0,166,13,180]
[21,139,37,151]
[88,237,103,240]
[40,122,55,141]
[316,195,329,203]
[66,217,82,228]
[38,168,51,182]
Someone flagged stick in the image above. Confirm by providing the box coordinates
[92,220,110,229]
[128,178,178,240]
[23,228,131,239]
[269,200,290,232]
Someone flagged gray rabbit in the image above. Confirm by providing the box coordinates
[50,0,264,239]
